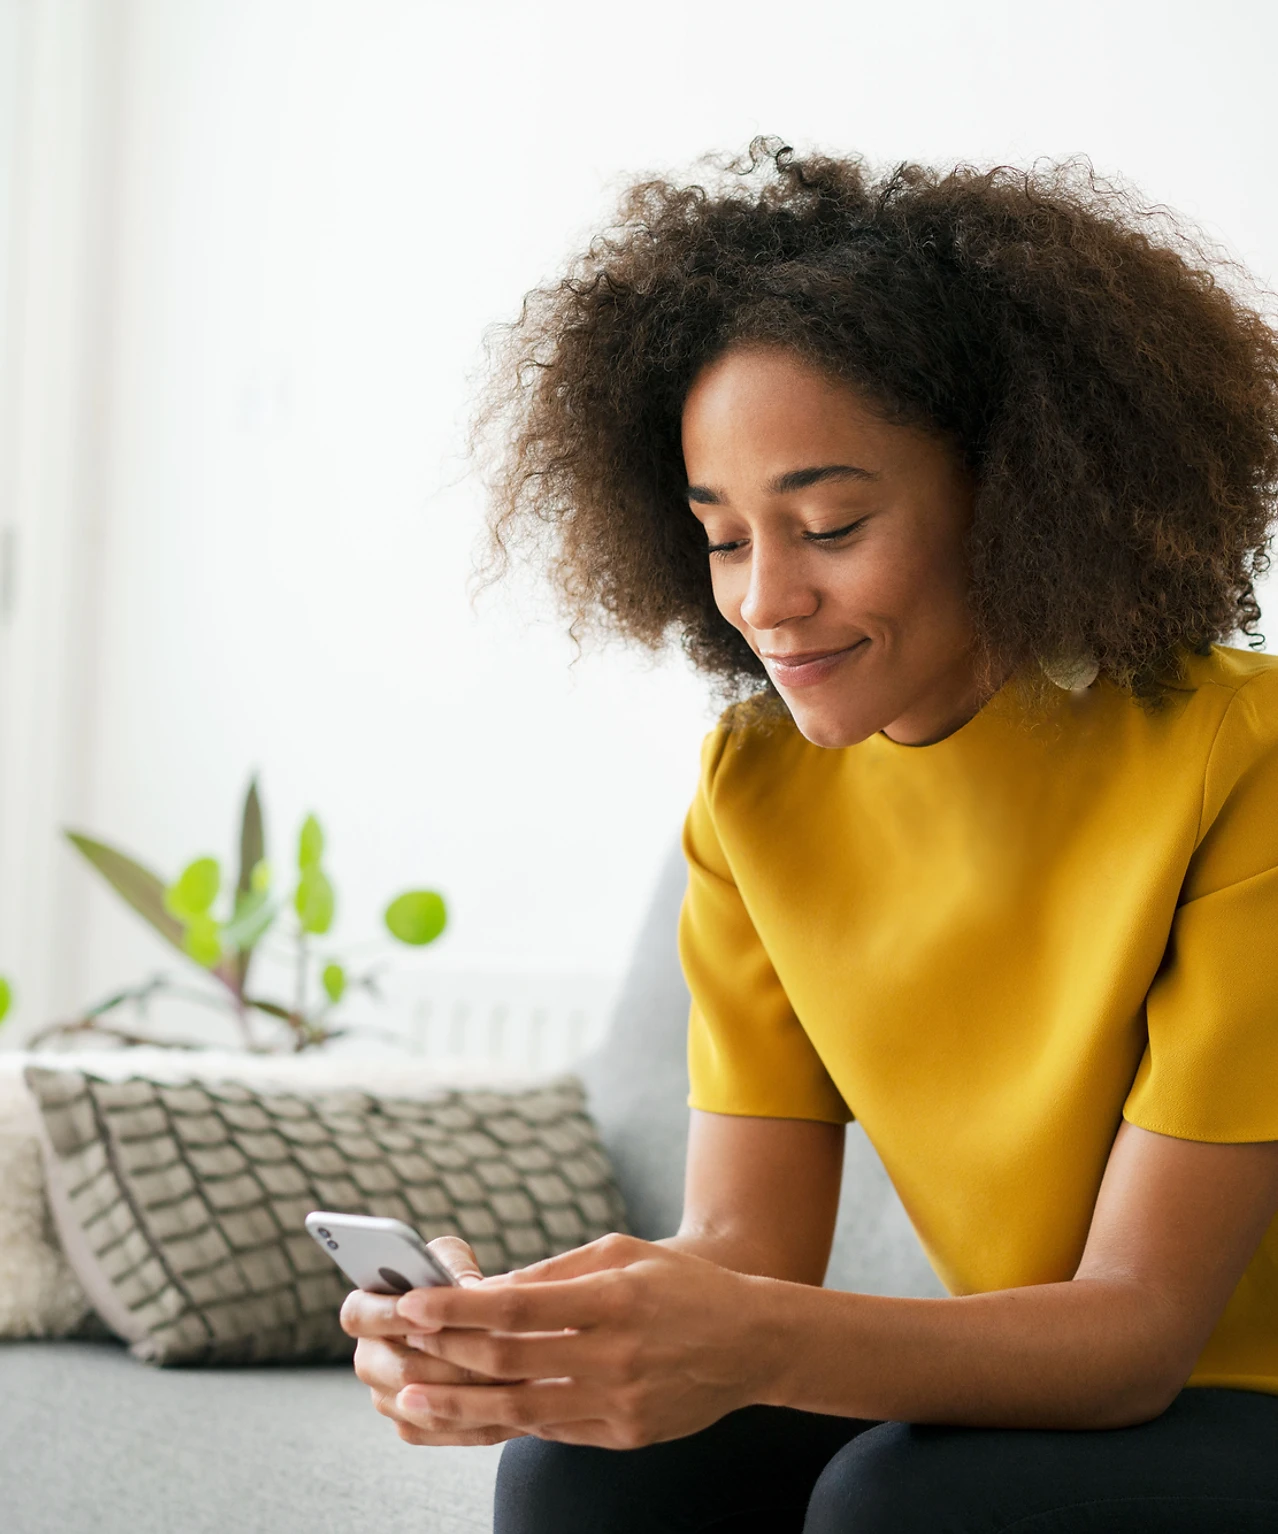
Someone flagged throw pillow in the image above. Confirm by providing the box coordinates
[0,1065,93,1337]
[0,1048,571,1341]
[25,1065,627,1365]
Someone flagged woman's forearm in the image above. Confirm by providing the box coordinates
[749,1274,1184,1430]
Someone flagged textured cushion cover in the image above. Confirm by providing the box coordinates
[0,1048,569,1341]
[26,1066,627,1365]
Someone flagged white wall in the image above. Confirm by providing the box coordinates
[3,0,1277,1044]
[0,0,130,1040]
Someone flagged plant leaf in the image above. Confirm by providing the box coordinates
[234,778,266,990]
[221,889,279,953]
[0,976,12,1026]
[181,914,223,969]
[250,858,271,894]
[294,866,335,935]
[164,857,221,920]
[384,890,447,946]
[65,831,240,994]
[237,778,265,895]
[321,962,346,1003]
[298,814,324,872]
[65,831,188,955]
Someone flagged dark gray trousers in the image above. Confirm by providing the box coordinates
[494,1387,1278,1533]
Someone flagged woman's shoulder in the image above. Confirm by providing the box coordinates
[1176,642,1278,702]
[1171,644,1278,751]
[1142,648,1278,845]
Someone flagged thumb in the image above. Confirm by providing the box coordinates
[428,1235,484,1287]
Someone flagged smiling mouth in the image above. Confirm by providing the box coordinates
[761,638,869,687]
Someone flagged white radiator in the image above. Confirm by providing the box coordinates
[383,970,619,1072]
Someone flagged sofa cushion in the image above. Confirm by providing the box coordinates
[0,1340,500,1534]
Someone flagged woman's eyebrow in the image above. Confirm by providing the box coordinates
[769,463,880,493]
[686,463,880,503]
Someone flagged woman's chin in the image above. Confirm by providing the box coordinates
[784,697,883,750]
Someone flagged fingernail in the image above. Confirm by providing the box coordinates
[404,1333,434,1351]
[457,1274,481,1287]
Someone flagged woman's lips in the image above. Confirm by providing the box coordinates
[761,638,869,688]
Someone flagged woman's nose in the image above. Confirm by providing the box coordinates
[738,545,819,633]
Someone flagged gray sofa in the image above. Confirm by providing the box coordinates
[0,845,941,1533]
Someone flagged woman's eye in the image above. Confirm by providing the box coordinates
[705,517,869,559]
[806,517,870,544]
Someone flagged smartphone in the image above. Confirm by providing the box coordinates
[304,1210,458,1294]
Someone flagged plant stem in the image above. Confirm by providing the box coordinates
[293,929,308,1044]
[231,994,256,1051]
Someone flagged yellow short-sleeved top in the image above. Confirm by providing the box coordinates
[681,643,1278,1395]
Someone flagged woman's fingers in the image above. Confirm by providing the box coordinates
[396,1263,635,1334]
[498,1232,644,1287]
[341,1289,409,1339]
[397,1377,594,1433]
[348,1236,538,1451]
[410,1321,612,1384]
[354,1335,504,1393]
[427,1235,485,1286]
[338,1237,488,1341]
[394,1380,660,1449]
[383,1237,762,1452]
[395,1377,710,1451]
[374,1384,523,1445]
[395,1421,524,1448]
[534,1420,624,1447]
[363,1347,526,1446]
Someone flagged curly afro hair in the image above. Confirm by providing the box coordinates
[476,139,1278,706]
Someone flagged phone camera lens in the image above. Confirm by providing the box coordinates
[316,1227,330,1239]
[327,1239,339,1250]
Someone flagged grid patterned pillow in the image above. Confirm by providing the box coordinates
[25,1065,627,1366]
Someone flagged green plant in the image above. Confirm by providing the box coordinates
[32,777,447,1053]
[0,975,13,1028]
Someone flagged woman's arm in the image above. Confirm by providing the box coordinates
[391,1116,1278,1443]
[658,1109,846,1284]
[760,1121,1278,1429]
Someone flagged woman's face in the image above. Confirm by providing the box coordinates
[681,345,988,749]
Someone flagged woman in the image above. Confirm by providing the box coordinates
[344,143,1278,1531]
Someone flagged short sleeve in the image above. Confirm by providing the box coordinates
[1124,675,1278,1143]
[679,725,851,1124]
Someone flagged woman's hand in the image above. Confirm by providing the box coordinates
[340,1236,526,1447]
[390,1233,778,1449]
